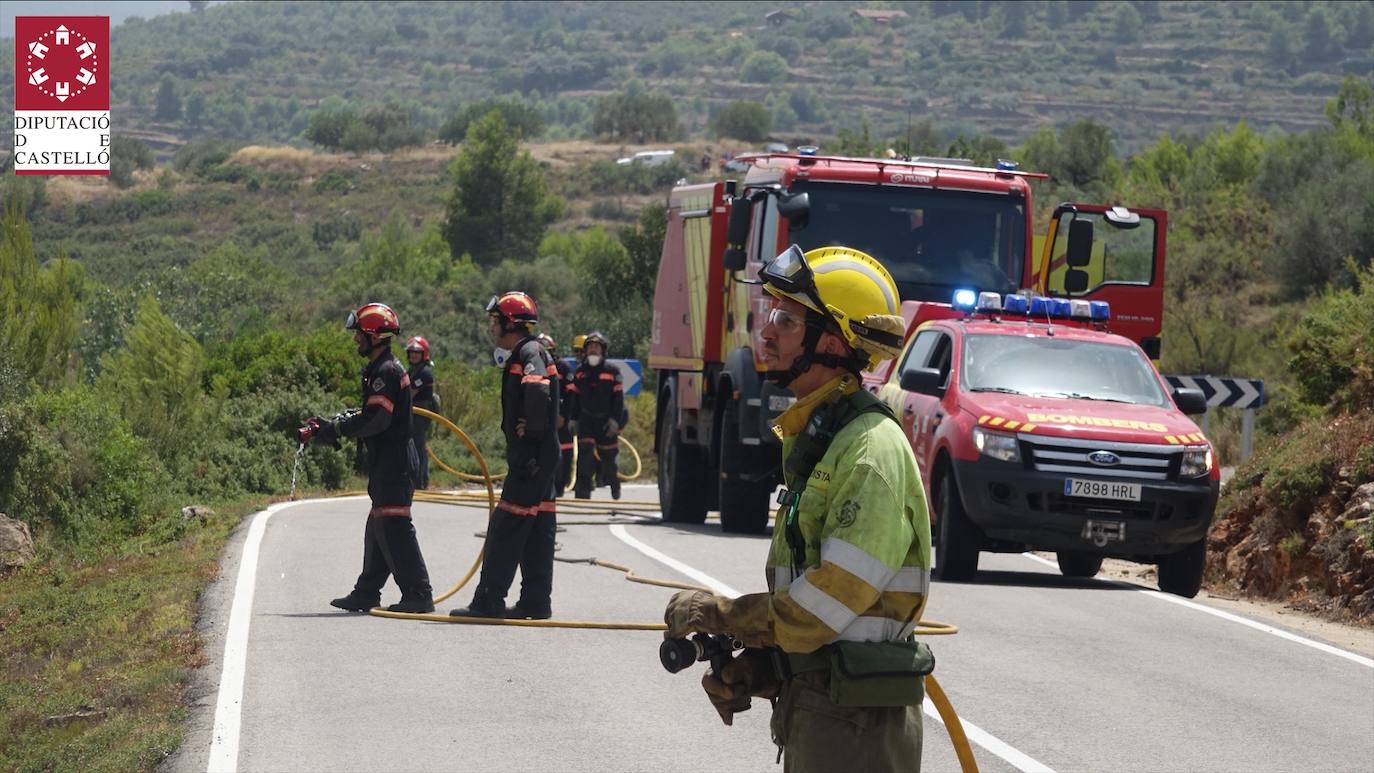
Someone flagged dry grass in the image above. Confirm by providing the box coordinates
[229,145,347,175]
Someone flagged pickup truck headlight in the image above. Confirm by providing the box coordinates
[972,427,1021,463]
[1180,446,1213,478]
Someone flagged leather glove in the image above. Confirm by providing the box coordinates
[664,590,776,648]
[701,649,781,726]
[302,416,340,448]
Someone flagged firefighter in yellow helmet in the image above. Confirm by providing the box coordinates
[664,246,933,772]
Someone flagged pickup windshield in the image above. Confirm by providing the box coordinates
[788,181,1026,302]
[961,333,1169,407]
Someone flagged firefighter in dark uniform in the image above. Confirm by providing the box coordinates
[405,336,438,491]
[538,333,576,496]
[572,331,624,501]
[304,303,433,614]
[451,292,560,620]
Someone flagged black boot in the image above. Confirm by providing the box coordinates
[387,596,435,614]
[505,604,552,620]
[610,478,621,500]
[449,601,505,618]
[449,587,505,618]
[330,593,380,612]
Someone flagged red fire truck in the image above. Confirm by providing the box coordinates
[649,150,1171,533]
[877,292,1217,597]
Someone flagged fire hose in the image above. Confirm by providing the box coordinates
[323,406,980,771]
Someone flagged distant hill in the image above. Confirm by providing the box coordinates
[2,0,1369,152]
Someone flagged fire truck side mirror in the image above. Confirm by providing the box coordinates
[1064,270,1090,294]
[723,197,755,272]
[778,191,810,230]
[1066,218,1093,268]
[1172,388,1208,416]
[899,366,944,397]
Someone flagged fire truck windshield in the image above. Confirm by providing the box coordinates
[787,182,1026,302]
[962,333,1169,407]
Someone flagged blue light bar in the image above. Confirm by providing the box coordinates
[1089,301,1111,321]
[797,145,819,156]
[995,159,1018,171]
[952,289,977,311]
[1003,294,1029,314]
[1029,297,1051,317]
[1049,299,1073,318]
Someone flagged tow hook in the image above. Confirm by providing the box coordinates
[1081,519,1126,548]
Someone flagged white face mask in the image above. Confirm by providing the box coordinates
[586,354,603,367]
[493,347,512,367]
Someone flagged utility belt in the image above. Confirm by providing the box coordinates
[770,638,935,708]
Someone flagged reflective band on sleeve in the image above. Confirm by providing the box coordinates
[508,365,524,375]
[366,394,394,413]
[596,442,620,450]
[772,565,796,592]
[599,372,616,381]
[613,384,624,392]
[369,505,412,517]
[885,566,931,594]
[787,575,859,634]
[836,615,915,642]
[820,537,896,591]
[538,500,557,513]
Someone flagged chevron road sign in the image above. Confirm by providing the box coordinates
[560,358,644,396]
[1165,375,1265,409]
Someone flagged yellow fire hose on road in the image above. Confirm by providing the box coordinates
[367,407,979,771]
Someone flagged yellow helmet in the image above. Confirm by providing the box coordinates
[572,334,587,352]
[761,245,906,371]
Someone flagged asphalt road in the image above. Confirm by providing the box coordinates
[171,484,1374,773]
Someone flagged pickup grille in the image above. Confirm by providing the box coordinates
[1022,435,1179,481]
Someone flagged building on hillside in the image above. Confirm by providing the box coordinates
[765,9,798,26]
[851,9,909,24]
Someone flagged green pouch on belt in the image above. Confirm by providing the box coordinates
[826,639,935,707]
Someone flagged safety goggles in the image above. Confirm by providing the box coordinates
[484,295,501,315]
[760,245,826,313]
[344,310,359,330]
[764,306,807,334]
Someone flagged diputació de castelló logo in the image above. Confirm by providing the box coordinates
[13,16,111,175]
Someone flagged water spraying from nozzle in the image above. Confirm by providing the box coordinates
[290,442,306,499]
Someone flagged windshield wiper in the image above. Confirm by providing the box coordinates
[971,387,1025,395]
[1034,391,1133,403]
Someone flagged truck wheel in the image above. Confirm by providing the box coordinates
[934,469,980,581]
[1056,551,1104,578]
[1157,538,1206,598]
[658,388,708,524]
[718,396,771,534]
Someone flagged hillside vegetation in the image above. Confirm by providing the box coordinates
[1,1,1370,153]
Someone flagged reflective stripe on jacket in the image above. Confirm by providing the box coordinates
[765,376,933,655]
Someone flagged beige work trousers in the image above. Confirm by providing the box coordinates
[770,670,923,773]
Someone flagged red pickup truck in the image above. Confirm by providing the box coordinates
[875,293,1219,597]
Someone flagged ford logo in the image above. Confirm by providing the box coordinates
[1088,451,1121,466]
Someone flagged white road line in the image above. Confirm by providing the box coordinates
[1019,552,1374,669]
[615,523,1055,773]
[207,496,366,773]
[608,524,741,596]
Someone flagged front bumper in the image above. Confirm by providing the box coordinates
[951,457,1218,558]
